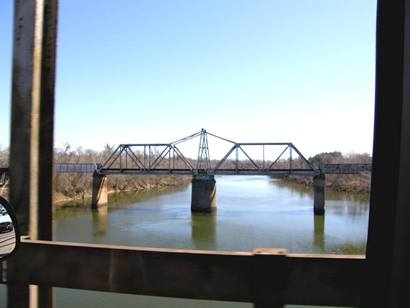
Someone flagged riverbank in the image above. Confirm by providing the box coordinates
[283,172,371,194]
[54,175,191,208]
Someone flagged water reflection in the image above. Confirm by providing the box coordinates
[108,185,189,209]
[313,215,325,250]
[54,184,189,221]
[54,205,90,220]
[191,212,217,250]
[272,179,370,203]
[329,202,369,217]
[92,205,108,237]
[272,180,313,199]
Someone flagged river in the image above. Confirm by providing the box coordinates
[0,176,369,307]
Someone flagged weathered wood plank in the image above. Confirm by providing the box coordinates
[286,254,365,306]
[6,239,364,306]
[8,1,58,307]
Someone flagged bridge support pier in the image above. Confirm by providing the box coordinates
[191,175,216,213]
[92,173,108,209]
[313,173,325,215]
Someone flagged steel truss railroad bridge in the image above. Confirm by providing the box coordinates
[1,129,371,214]
[55,128,371,177]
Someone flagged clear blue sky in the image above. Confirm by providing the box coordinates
[0,0,377,158]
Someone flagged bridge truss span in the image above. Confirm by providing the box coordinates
[98,129,316,177]
[1,129,373,179]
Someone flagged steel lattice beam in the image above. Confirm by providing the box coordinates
[92,129,370,177]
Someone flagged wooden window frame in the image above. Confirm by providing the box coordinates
[4,1,410,307]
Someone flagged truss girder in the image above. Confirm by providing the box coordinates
[97,129,319,176]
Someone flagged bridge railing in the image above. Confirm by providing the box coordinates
[2,162,374,178]
[55,163,99,173]
[321,163,372,174]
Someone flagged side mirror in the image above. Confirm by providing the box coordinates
[0,196,20,261]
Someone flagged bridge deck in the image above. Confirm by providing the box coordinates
[98,168,318,177]
[0,163,373,183]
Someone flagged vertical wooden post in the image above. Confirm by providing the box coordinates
[8,0,58,307]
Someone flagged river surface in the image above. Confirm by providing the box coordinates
[1,176,369,307]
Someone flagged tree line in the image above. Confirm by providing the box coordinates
[0,145,191,202]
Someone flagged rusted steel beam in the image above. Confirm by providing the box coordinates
[6,239,364,307]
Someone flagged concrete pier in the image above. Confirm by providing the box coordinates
[91,173,108,209]
[313,173,325,215]
[191,175,217,212]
